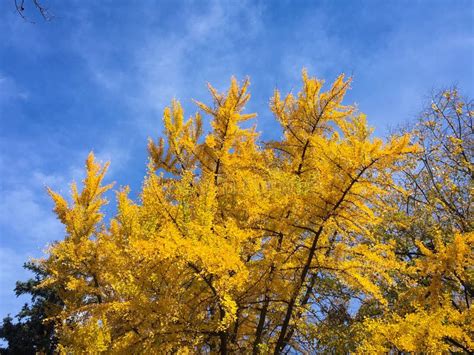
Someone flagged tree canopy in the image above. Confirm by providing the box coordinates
[2,72,472,353]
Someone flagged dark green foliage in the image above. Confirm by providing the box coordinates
[0,262,60,354]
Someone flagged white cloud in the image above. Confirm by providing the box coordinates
[66,0,265,136]
[0,142,87,250]
[0,145,86,317]
[0,75,29,104]
[92,139,133,178]
[0,186,63,245]
[0,247,31,318]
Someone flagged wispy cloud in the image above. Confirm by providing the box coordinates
[0,75,28,104]
[0,151,65,316]
[0,247,32,317]
[68,0,265,134]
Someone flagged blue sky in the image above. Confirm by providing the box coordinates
[0,0,473,318]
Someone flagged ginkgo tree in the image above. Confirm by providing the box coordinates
[356,88,473,353]
[33,71,471,354]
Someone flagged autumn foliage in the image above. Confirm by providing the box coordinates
[34,72,473,353]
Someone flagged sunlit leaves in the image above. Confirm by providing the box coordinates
[39,71,449,353]
[355,88,473,353]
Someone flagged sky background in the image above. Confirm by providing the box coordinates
[0,0,473,319]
